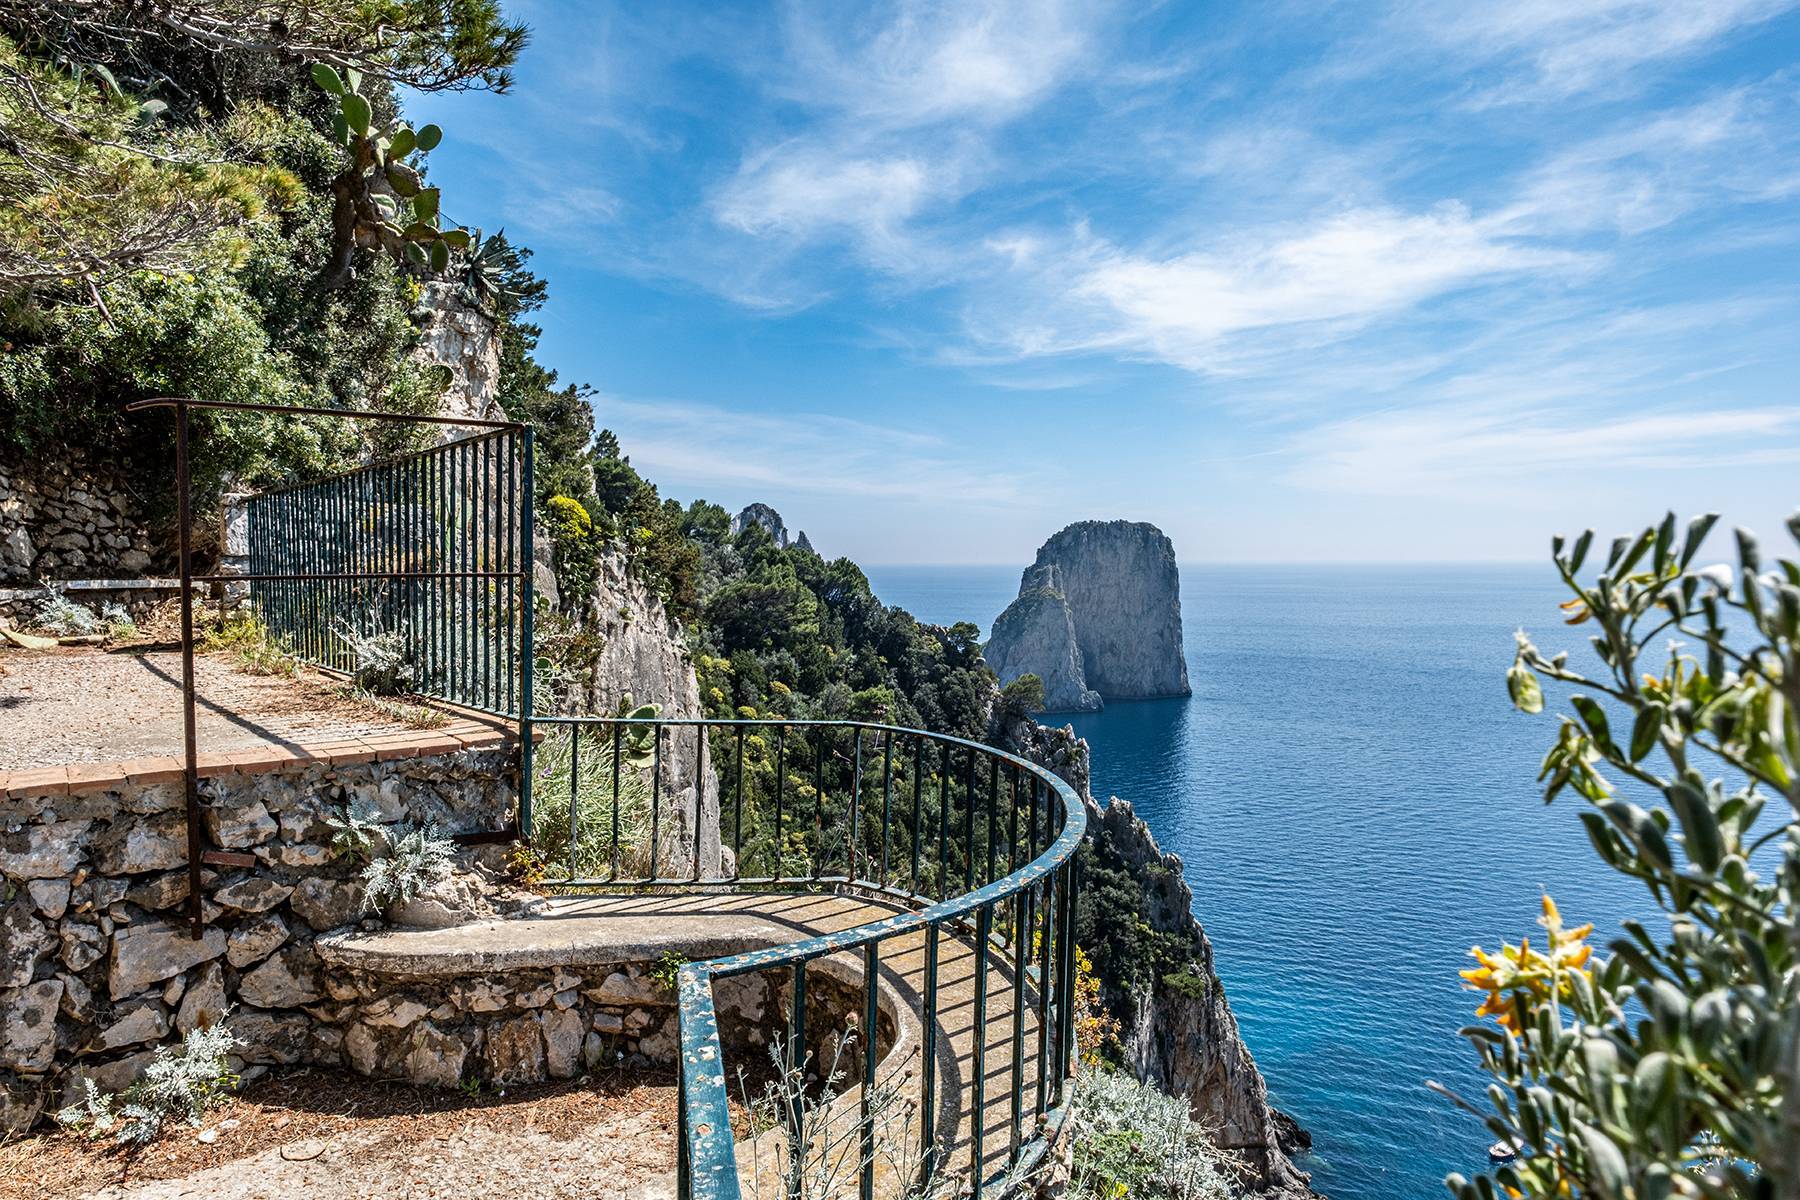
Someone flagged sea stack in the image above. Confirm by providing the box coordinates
[985,520,1190,712]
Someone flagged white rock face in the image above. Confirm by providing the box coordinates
[986,521,1190,710]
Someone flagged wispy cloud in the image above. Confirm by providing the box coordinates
[591,397,1027,506]
[1391,0,1797,106]
[1282,402,1800,497]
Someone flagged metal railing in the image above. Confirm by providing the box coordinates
[534,717,1086,1200]
[245,425,533,718]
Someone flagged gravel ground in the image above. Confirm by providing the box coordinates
[0,1069,694,1200]
[0,647,423,770]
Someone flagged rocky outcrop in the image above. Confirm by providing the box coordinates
[411,282,504,432]
[1006,715,1316,1197]
[730,502,789,547]
[729,502,815,556]
[987,521,1190,710]
[983,569,1100,712]
[561,547,722,877]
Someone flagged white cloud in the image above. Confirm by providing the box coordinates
[1401,0,1797,105]
[591,397,1026,506]
[1283,403,1800,496]
[964,205,1583,374]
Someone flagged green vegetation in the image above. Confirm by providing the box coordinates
[56,1019,240,1145]
[1444,511,1800,1200]
[1067,1066,1243,1200]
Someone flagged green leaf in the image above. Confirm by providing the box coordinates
[429,239,450,273]
[439,227,472,249]
[403,221,436,241]
[331,112,349,146]
[1507,664,1544,714]
[1569,529,1595,573]
[384,166,420,197]
[1679,513,1719,567]
[403,241,427,267]
[345,67,363,95]
[310,63,346,95]
[1665,781,1723,871]
[416,124,444,152]
[1571,695,1615,753]
[389,126,417,159]
[414,187,440,221]
[1628,703,1664,762]
[1630,1052,1676,1124]
[341,93,372,137]
[1575,1122,1629,1199]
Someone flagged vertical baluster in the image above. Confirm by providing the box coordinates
[878,730,894,888]
[692,724,705,882]
[568,726,581,882]
[1055,855,1080,1105]
[732,725,745,875]
[919,922,940,1184]
[985,756,999,888]
[811,726,825,880]
[610,722,623,881]
[848,728,863,880]
[1035,870,1054,1120]
[1007,769,1021,915]
[1009,883,1027,1164]
[773,727,786,882]
[649,721,663,879]
[973,902,992,1199]
[910,736,924,897]
[943,741,957,899]
[859,940,879,1200]
[963,746,977,893]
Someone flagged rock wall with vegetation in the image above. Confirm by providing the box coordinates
[0,747,518,1133]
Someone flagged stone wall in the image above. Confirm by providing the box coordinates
[0,746,520,1133]
[0,456,159,588]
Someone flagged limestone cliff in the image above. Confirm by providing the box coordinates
[555,546,722,877]
[1005,715,1316,1197]
[982,566,1100,713]
[986,521,1190,711]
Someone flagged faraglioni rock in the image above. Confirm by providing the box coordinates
[986,520,1190,711]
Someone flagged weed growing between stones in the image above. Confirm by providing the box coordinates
[360,824,456,913]
[198,615,297,676]
[23,589,135,640]
[325,802,385,862]
[55,1020,241,1146]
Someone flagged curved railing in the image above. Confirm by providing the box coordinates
[531,717,1086,1200]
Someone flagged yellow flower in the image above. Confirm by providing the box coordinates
[1462,895,1594,1032]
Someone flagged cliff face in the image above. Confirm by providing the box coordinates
[986,521,1190,711]
[982,571,1100,713]
[1006,715,1316,1197]
[560,547,722,877]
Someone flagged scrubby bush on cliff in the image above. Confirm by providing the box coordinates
[1068,1066,1243,1200]
[1442,511,1800,1200]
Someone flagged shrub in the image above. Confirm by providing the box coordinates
[28,589,100,636]
[325,802,385,863]
[1439,511,1800,1200]
[1067,1066,1242,1200]
[361,824,455,912]
[56,1020,240,1144]
[333,617,417,696]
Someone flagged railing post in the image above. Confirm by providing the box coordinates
[175,401,204,939]
[518,427,536,840]
[920,921,941,1184]
[860,940,880,1200]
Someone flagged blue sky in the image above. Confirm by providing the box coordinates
[413,1,1800,565]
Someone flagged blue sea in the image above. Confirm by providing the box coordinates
[863,563,1655,1200]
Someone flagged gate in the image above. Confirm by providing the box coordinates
[125,398,535,935]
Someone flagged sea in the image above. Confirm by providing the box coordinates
[862,563,1657,1200]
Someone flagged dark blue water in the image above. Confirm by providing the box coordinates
[866,563,1653,1200]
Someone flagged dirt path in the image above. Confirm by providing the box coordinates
[0,648,430,770]
[0,1071,684,1200]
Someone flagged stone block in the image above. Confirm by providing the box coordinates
[226,912,290,968]
[109,919,226,1000]
[0,979,63,1071]
[91,811,186,875]
[0,820,92,879]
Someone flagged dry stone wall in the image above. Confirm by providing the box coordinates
[0,457,161,624]
[0,747,520,1133]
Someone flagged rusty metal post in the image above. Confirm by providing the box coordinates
[176,402,205,938]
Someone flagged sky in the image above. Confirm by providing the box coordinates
[412,1,1800,565]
